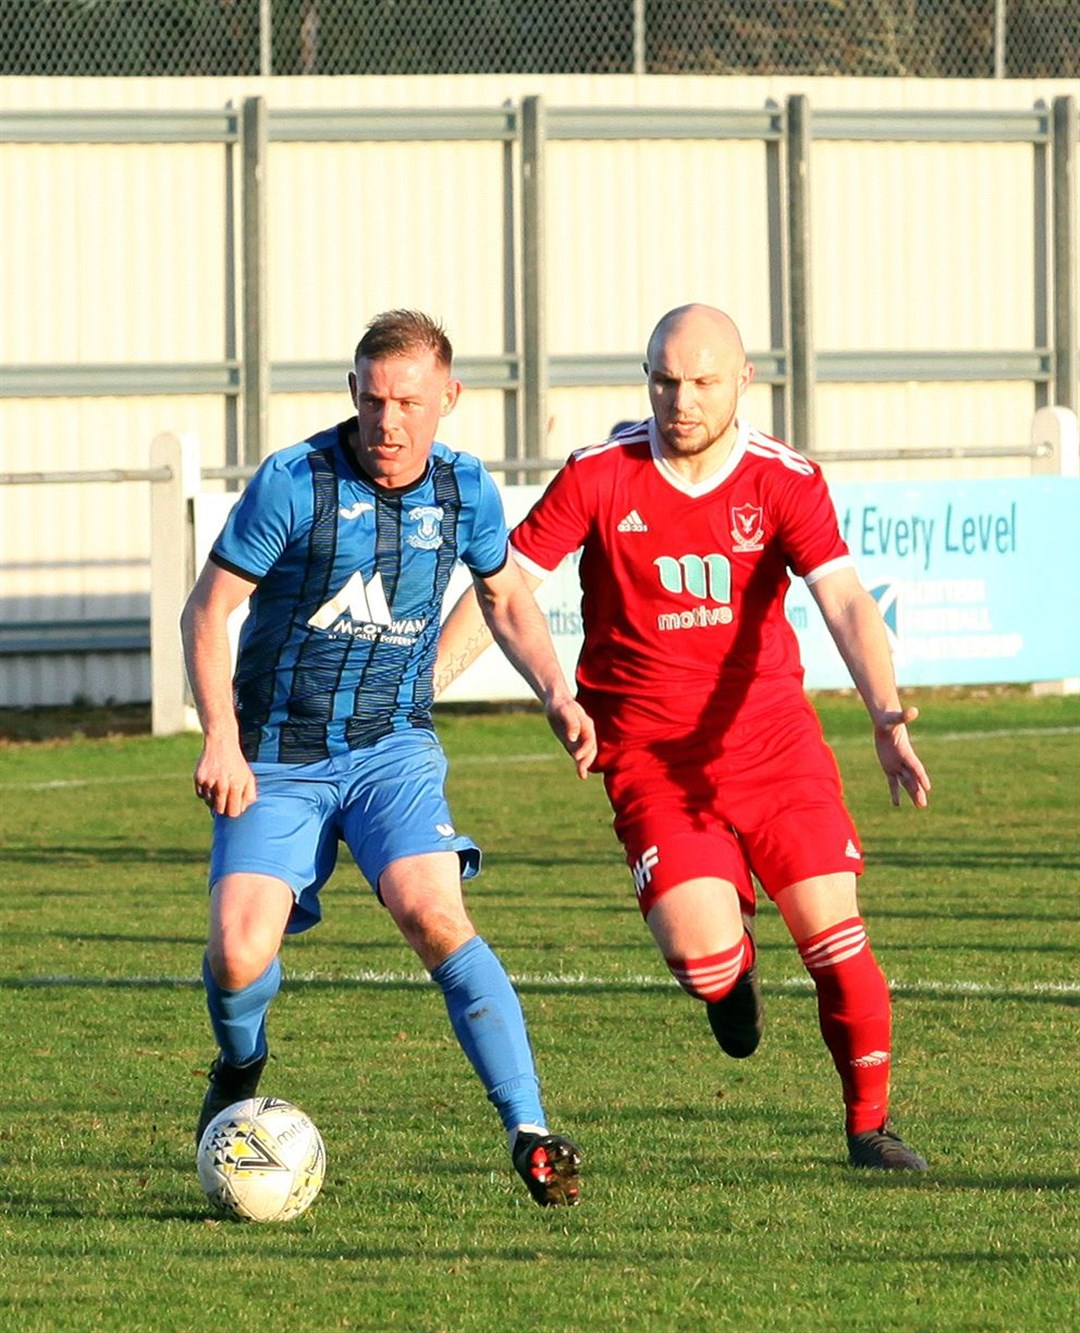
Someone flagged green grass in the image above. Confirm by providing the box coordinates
[1,690,1078,1331]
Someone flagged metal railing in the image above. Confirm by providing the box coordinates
[0,416,1073,672]
[2,95,1076,469]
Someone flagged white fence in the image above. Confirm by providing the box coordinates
[1,75,1077,708]
[147,407,1080,736]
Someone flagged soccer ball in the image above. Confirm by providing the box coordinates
[196,1097,326,1222]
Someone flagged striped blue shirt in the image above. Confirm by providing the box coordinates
[211,420,508,762]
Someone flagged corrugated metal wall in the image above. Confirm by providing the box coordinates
[1,73,1075,705]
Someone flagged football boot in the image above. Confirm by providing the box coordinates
[195,1050,268,1146]
[705,925,764,1058]
[512,1130,582,1207]
[847,1121,928,1171]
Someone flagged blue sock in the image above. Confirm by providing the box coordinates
[430,936,546,1132]
[202,953,280,1067]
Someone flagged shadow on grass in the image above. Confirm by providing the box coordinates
[867,848,1079,873]
[860,906,1072,922]
[851,939,1078,957]
[5,1160,1075,1232]
[485,853,624,871]
[37,931,207,948]
[842,1171,1080,1193]
[1,846,206,867]
[37,931,399,953]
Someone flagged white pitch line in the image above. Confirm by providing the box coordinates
[0,773,192,791]
[1,725,1078,791]
[4,970,1078,999]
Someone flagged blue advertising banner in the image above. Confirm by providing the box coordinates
[788,477,1080,688]
[198,475,1079,702]
[440,475,1079,700]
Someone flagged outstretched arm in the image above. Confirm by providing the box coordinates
[438,557,596,779]
[180,560,259,817]
[809,565,931,808]
[433,572,503,701]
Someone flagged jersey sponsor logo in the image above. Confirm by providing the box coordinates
[731,502,765,552]
[406,505,444,550]
[617,508,649,533]
[657,605,734,630]
[631,844,660,895]
[339,501,375,520]
[654,553,731,601]
[307,570,427,646]
[653,553,734,631]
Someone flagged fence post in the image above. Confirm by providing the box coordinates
[993,0,1006,78]
[150,433,201,736]
[259,0,272,77]
[242,96,269,464]
[1051,96,1077,414]
[632,0,646,74]
[520,95,548,480]
[786,94,816,455]
[1031,405,1080,477]
[1031,406,1079,695]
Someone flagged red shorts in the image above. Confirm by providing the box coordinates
[601,700,862,919]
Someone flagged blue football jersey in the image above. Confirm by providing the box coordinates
[211,420,508,762]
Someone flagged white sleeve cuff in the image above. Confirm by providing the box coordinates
[509,545,555,582]
[803,554,855,586]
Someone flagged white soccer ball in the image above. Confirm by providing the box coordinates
[196,1097,326,1222]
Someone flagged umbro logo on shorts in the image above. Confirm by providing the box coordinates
[631,845,660,894]
[845,839,862,860]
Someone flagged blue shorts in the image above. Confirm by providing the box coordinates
[208,729,481,934]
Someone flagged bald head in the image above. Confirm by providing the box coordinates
[645,304,746,371]
[643,305,754,473]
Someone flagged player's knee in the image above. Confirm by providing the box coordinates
[392,901,474,971]
[665,953,742,1003]
[796,917,869,974]
[206,939,276,992]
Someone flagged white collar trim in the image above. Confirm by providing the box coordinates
[648,418,749,497]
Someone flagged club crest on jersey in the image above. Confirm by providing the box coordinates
[406,505,444,550]
[731,502,765,552]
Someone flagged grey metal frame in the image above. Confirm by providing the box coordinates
[1,95,1077,664]
[0,432,1058,661]
[2,96,1075,460]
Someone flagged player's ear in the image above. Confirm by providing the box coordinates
[347,370,359,408]
[440,378,462,417]
[739,361,755,395]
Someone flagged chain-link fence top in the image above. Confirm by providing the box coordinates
[2,1,1077,79]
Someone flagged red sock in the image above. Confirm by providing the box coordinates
[667,930,754,1003]
[798,918,891,1134]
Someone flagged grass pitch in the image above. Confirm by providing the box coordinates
[1,689,1077,1331]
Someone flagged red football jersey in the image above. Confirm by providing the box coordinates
[511,418,853,752]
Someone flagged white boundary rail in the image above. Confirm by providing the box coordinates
[145,407,1079,736]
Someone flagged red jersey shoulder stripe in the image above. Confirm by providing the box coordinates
[743,427,816,476]
[569,424,650,464]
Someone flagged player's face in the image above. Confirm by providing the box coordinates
[646,322,751,461]
[349,351,460,489]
